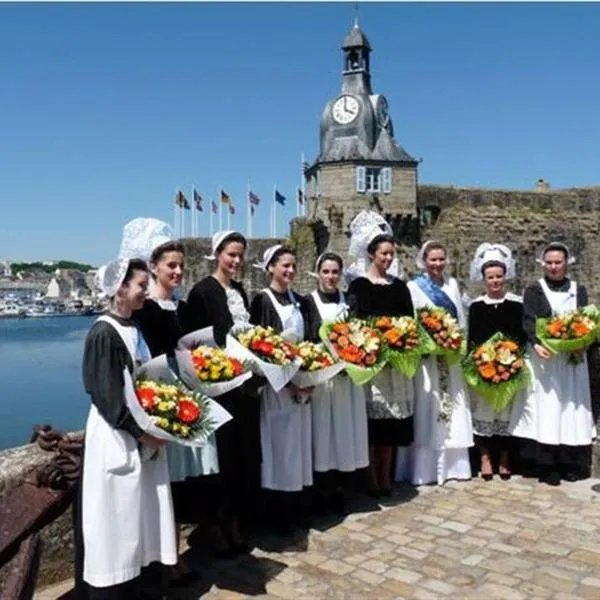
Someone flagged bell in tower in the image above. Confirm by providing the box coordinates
[342,22,372,96]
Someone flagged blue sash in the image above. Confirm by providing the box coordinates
[414,274,458,320]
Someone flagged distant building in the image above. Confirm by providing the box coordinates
[46,276,70,299]
[0,261,11,278]
[536,178,550,192]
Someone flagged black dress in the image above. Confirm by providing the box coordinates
[185,276,261,523]
[347,276,415,447]
[132,298,213,523]
[467,295,527,452]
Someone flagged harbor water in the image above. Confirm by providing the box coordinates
[0,315,94,450]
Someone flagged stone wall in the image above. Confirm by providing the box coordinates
[418,185,600,301]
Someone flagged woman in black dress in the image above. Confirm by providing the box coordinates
[185,231,260,553]
[133,239,214,581]
[347,227,415,497]
[466,244,527,481]
[249,245,312,536]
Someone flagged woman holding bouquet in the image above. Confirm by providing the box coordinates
[130,222,219,580]
[77,257,176,599]
[397,240,473,486]
[304,252,369,513]
[512,242,595,485]
[249,244,312,535]
[346,211,415,497]
[185,230,259,553]
[466,244,528,481]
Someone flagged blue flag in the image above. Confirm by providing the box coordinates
[275,190,286,206]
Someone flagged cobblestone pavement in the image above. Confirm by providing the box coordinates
[36,476,600,599]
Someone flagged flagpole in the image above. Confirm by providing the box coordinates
[209,199,214,236]
[218,186,223,232]
[272,185,276,238]
[301,152,307,218]
[227,202,231,230]
[246,184,251,240]
[173,191,178,238]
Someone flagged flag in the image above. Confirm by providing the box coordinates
[176,190,190,209]
[275,190,286,206]
[250,205,256,216]
[211,200,218,214]
[302,161,310,173]
[229,204,235,215]
[193,189,203,211]
[221,190,230,204]
[248,190,261,205]
[296,187,304,205]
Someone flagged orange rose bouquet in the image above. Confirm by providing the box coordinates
[319,318,386,385]
[463,333,531,413]
[373,315,421,378]
[417,306,466,366]
[225,325,302,392]
[291,341,347,388]
[536,305,600,365]
[125,355,232,448]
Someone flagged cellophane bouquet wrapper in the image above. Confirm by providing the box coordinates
[125,354,232,448]
[175,327,252,397]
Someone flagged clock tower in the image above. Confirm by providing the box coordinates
[304,22,419,258]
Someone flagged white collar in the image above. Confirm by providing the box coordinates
[474,292,522,305]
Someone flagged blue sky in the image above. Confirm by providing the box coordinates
[1,2,599,266]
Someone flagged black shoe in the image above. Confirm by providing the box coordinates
[481,473,493,482]
[539,471,561,486]
[330,492,348,515]
[563,472,579,482]
[499,472,511,481]
[380,487,392,498]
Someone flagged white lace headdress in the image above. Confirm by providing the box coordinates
[253,244,283,272]
[415,240,449,271]
[469,243,516,281]
[96,217,174,297]
[204,230,240,260]
[535,241,576,266]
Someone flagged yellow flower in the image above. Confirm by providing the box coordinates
[180,425,190,437]
[172,423,180,433]
[198,372,209,381]
[159,417,170,429]
[158,401,170,412]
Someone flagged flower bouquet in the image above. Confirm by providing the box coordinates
[417,306,466,366]
[226,325,302,392]
[463,333,531,413]
[319,318,386,385]
[290,341,347,389]
[124,354,232,447]
[373,315,421,378]
[536,305,600,364]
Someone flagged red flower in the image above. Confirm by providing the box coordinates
[136,387,156,411]
[177,399,201,424]
[251,340,274,356]
[230,358,244,376]
[192,355,207,369]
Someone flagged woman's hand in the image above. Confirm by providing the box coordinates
[140,433,166,449]
[534,344,552,360]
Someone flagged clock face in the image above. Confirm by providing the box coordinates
[376,96,390,126]
[332,95,360,125]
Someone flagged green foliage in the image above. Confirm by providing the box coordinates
[10,260,95,274]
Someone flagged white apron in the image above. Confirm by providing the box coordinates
[310,291,369,472]
[511,280,595,446]
[396,278,473,486]
[82,315,177,588]
[260,289,312,491]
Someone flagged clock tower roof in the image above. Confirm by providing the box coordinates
[342,23,372,51]
[314,24,417,167]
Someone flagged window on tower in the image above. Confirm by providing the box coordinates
[356,166,392,194]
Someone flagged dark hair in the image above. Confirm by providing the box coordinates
[317,252,343,271]
[122,259,148,287]
[267,246,296,269]
[150,241,185,264]
[367,234,395,257]
[543,243,569,261]
[481,260,506,277]
[216,232,247,255]
[423,241,447,260]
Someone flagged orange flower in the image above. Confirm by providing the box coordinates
[177,399,201,424]
[547,320,565,338]
[498,340,518,352]
[478,362,497,380]
[339,345,363,364]
[384,329,401,346]
[571,321,591,338]
[332,323,350,335]
[375,317,393,330]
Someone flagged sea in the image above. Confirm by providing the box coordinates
[0,315,95,450]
